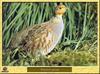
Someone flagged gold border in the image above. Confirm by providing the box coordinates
[97,0,99,67]
[1,0,99,2]
[0,0,2,68]
[0,0,99,73]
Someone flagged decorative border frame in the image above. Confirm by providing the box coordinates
[0,0,99,73]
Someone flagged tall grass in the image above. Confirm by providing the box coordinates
[2,2,97,66]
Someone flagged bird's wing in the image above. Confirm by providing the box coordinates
[19,22,55,55]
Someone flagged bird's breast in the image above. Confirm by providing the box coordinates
[45,22,64,55]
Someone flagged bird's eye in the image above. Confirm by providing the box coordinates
[59,7,62,9]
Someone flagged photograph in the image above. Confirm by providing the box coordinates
[2,2,98,67]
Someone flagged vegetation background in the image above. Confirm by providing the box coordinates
[2,2,97,66]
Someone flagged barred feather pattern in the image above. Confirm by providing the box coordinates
[10,15,64,55]
[21,23,55,55]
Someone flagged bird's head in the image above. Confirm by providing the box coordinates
[55,4,68,16]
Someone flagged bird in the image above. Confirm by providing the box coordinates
[10,4,67,56]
